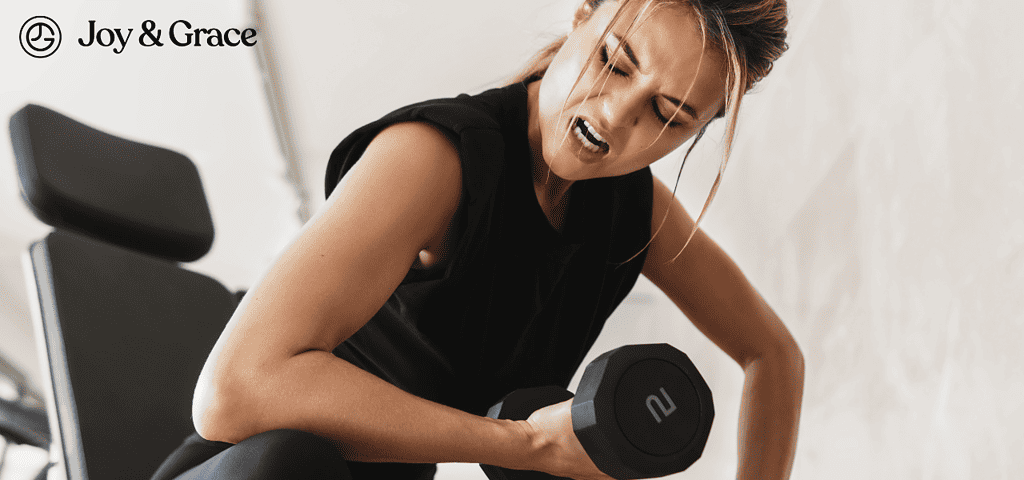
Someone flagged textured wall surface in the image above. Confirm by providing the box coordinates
[722,1,1024,477]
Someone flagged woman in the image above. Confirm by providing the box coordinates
[155,0,803,479]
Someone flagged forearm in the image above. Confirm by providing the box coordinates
[736,349,804,480]
[197,350,537,468]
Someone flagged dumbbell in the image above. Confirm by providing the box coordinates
[479,344,713,480]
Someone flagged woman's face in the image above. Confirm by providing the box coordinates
[533,0,728,180]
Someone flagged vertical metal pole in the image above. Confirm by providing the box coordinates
[249,0,313,223]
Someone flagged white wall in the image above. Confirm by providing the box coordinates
[263,1,1024,479]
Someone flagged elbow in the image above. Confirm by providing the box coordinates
[743,335,805,383]
[783,344,805,397]
[192,372,234,443]
[785,335,805,380]
[770,338,805,396]
[192,360,260,444]
[769,336,804,382]
[775,335,804,374]
[192,381,227,443]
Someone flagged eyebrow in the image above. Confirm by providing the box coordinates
[610,32,641,71]
[610,32,700,121]
[662,96,699,121]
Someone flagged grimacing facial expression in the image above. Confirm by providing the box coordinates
[536,1,728,180]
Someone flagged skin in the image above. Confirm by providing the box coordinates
[192,1,803,479]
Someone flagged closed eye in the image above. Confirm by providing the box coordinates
[652,98,684,128]
[599,44,629,77]
[598,40,684,128]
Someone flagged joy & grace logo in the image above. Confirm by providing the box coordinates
[19,16,257,57]
[20,16,62,58]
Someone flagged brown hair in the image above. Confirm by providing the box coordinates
[511,0,788,261]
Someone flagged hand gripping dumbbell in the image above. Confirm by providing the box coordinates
[479,344,714,480]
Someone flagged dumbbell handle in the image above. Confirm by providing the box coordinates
[480,386,576,480]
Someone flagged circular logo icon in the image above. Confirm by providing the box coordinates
[20,16,62,58]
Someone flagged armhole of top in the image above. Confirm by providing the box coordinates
[325,97,507,283]
[377,121,466,283]
[326,118,470,284]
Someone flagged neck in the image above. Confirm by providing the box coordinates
[526,81,574,213]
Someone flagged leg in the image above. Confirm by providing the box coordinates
[161,430,351,480]
[347,460,437,480]
[150,432,231,480]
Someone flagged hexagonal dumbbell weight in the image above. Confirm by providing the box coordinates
[480,343,714,480]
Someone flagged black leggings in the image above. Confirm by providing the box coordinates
[150,430,437,480]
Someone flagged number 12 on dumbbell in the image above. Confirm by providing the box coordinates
[480,343,714,480]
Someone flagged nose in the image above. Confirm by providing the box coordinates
[598,88,643,132]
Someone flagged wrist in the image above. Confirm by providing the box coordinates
[476,417,548,472]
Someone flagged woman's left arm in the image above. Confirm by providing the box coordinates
[641,176,804,480]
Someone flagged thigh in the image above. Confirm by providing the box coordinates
[155,430,437,480]
[346,460,437,480]
[151,431,231,480]
[169,429,351,480]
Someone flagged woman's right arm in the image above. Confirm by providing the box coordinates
[191,122,528,466]
[191,121,616,479]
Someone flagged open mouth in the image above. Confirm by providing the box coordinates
[573,117,609,154]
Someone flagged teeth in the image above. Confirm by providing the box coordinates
[574,118,606,153]
[582,119,606,144]
[574,125,601,152]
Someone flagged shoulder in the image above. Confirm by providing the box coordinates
[380,86,518,139]
[367,121,459,161]
[340,121,462,211]
[644,176,695,268]
[325,86,522,199]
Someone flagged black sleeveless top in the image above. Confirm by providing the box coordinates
[324,81,653,416]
